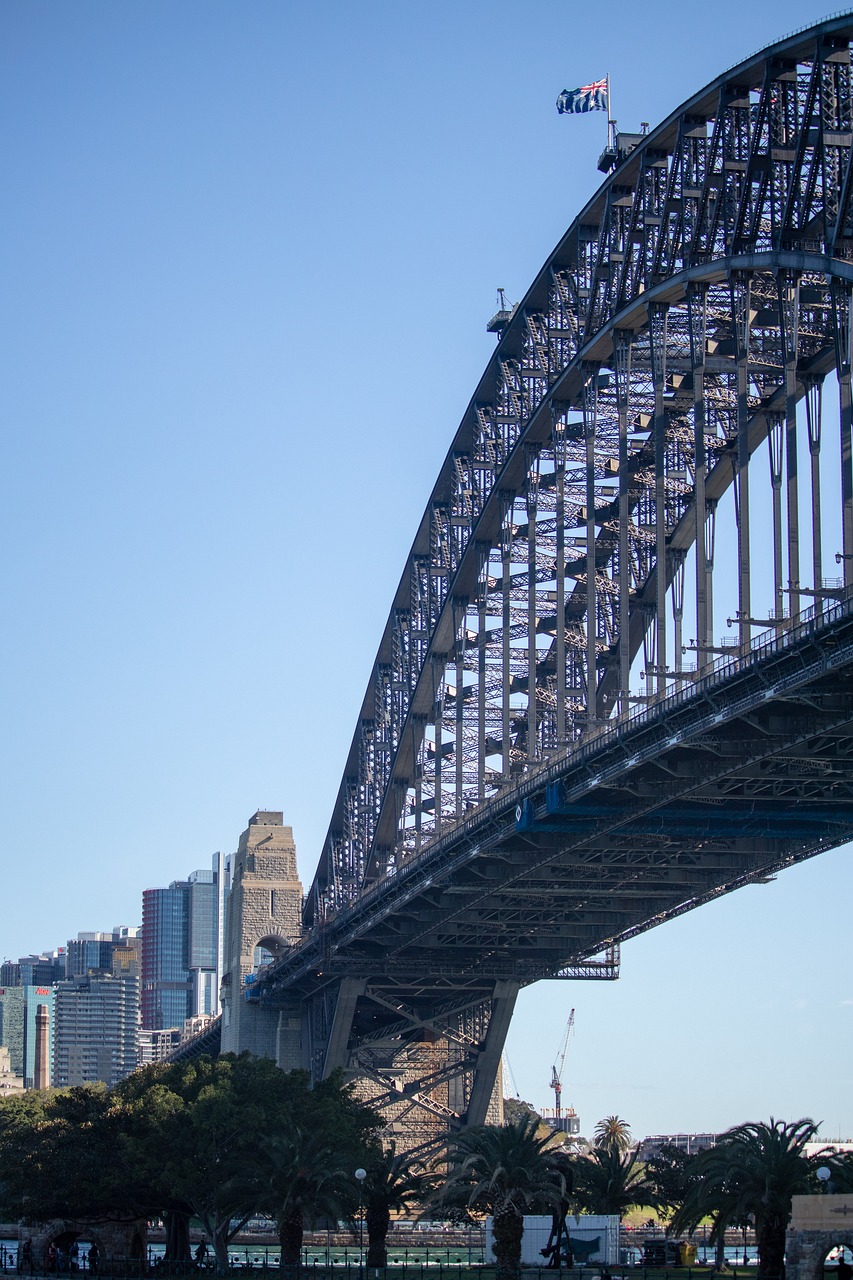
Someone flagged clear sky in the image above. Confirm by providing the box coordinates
[1,0,850,1141]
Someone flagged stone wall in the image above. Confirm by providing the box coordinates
[22,1220,146,1270]
[786,1195,853,1280]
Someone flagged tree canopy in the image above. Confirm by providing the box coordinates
[572,1143,659,1217]
[362,1144,439,1269]
[642,1143,700,1219]
[593,1115,633,1154]
[670,1117,819,1279]
[435,1113,568,1280]
[0,1054,382,1275]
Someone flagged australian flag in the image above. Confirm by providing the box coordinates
[556,78,608,114]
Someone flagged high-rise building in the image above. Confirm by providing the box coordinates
[53,973,139,1087]
[141,854,227,1030]
[23,987,54,1088]
[137,1026,182,1066]
[65,927,141,978]
[111,937,141,980]
[0,986,57,1089]
[65,934,116,977]
[17,953,65,986]
[0,987,25,1076]
[141,885,191,1030]
[0,931,141,1091]
[187,868,219,1018]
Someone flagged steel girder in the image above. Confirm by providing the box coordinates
[181,603,853,1138]
[307,15,853,924]
[227,17,853,1143]
[246,599,853,1140]
[261,598,853,996]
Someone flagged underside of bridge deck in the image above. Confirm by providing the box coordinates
[171,15,853,1150]
[246,599,853,1147]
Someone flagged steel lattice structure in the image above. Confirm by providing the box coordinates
[307,14,853,925]
[212,16,853,1148]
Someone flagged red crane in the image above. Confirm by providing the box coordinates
[549,1007,574,1118]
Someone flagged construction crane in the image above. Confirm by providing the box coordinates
[549,1008,575,1119]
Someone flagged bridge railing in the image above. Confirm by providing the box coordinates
[256,580,853,988]
[329,585,853,924]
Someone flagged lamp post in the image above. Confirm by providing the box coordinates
[818,1166,832,1194]
[355,1168,367,1278]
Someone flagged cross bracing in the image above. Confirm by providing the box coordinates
[259,593,853,998]
[306,15,853,926]
[245,591,853,1146]
[211,16,853,1147]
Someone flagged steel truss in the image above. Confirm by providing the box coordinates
[309,15,853,924]
[247,17,853,1145]
[253,594,853,1140]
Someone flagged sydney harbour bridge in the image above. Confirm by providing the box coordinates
[187,15,853,1148]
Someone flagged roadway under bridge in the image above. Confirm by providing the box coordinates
[180,14,853,1150]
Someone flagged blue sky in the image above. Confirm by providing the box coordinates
[1,0,850,1139]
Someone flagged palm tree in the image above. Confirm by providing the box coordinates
[251,1128,354,1266]
[573,1144,659,1217]
[435,1113,568,1280]
[593,1116,633,1154]
[362,1145,436,1268]
[671,1117,819,1279]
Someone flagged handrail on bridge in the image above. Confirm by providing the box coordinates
[252,584,853,988]
[227,563,853,1024]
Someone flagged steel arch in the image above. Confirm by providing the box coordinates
[307,13,853,927]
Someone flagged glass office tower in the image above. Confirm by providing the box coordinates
[141,854,226,1030]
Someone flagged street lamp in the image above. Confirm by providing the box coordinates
[818,1166,832,1193]
[355,1168,367,1277]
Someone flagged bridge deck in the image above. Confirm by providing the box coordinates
[255,592,853,1020]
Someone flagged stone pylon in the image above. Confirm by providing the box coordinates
[219,811,303,1060]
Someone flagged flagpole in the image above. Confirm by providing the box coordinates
[606,72,613,148]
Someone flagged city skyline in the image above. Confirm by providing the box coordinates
[2,0,851,1138]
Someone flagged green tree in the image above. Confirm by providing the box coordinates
[250,1127,353,1266]
[670,1118,819,1279]
[305,1071,382,1160]
[503,1098,541,1127]
[643,1144,699,1221]
[0,1089,57,1221]
[0,1085,154,1229]
[593,1116,633,1154]
[435,1113,567,1280]
[0,1054,382,1274]
[573,1144,659,1218]
[114,1055,352,1273]
[0,1090,52,1218]
[362,1144,437,1269]
[220,1067,381,1269]
[117,1057,283,1271]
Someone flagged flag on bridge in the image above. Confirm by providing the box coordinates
[556,78,608,114]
